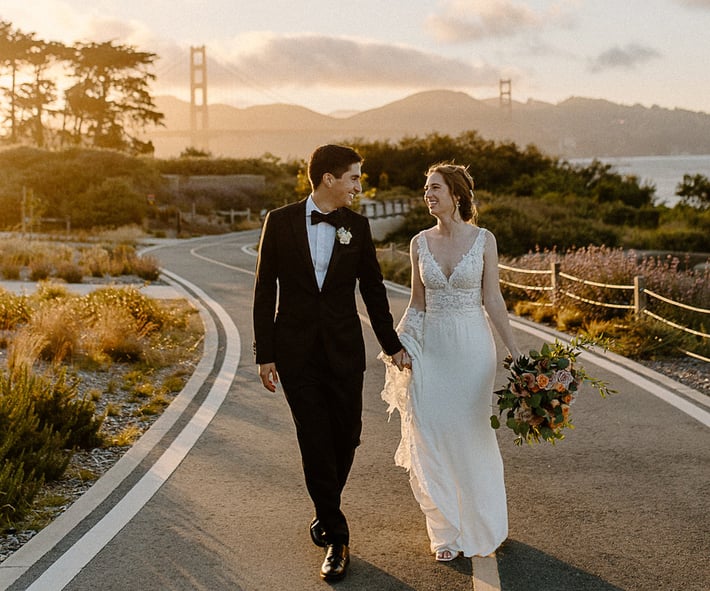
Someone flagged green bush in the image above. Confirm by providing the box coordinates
[652,228,709,252]
[31,369,104,450]
[0,367,105,527]
[0,370,71,527]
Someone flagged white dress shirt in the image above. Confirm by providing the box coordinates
[305,195,336,290]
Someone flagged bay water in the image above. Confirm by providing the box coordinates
[570,154,710,207]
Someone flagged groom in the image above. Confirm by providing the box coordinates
[253,144,407,581]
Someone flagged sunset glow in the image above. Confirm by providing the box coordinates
[2,0,709,115]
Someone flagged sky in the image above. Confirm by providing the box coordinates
[2,0,710,116]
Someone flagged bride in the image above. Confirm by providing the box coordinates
[381,162,522,561]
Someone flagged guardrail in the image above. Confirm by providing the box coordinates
[361,198,420,219]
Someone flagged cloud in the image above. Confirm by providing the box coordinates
[588,43,661,73]
[425,0,574,42]
[204,33,499,90]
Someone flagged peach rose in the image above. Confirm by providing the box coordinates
[536,374,550,389]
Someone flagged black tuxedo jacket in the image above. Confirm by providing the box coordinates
[253,199,402,377]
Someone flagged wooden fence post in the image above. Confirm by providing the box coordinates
[634,276,646,316]
[550,262,560,306]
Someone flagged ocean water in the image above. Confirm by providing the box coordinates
[570,154,710,207]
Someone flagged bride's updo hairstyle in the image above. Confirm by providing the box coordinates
[425,162,478,225]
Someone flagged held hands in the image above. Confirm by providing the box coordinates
[391,348,412,371]
[258,362,279,392]
[260,350,411,389]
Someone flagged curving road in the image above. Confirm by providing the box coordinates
[2,230,708,591]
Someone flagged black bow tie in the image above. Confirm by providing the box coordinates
[310,210,340,227]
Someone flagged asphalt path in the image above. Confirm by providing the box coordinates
[1,230,708,591]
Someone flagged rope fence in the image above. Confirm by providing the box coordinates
[379,245,709,361]
[500,260,710,361]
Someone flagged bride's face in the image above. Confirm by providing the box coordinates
[424,172,457,219]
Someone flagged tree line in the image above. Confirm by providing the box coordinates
[0,132,708,255]
[0,20,163,154]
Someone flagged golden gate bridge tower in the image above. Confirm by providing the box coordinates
[190,45,209,151]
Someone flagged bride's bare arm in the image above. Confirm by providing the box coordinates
[481,231,522,359]
[407,234,426,312]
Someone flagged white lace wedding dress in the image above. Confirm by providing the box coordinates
[381,228,508,557]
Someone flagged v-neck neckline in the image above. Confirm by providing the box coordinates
[422,228,483,282]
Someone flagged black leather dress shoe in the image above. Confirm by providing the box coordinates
[320,544,350,581]
[309,518,327,547]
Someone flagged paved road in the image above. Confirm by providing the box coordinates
[1,231,708,591]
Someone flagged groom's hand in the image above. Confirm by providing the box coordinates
[258,362,279,392]
[391,348,411,371]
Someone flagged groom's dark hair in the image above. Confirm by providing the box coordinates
[308,144,363,190]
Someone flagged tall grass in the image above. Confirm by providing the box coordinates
[0,237,160,283]
[0,287,203,528]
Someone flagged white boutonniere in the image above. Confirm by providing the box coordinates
[336,227,352,245]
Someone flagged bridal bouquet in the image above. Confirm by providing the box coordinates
[490,336,615,445]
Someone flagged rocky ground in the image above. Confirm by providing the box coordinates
[637,357,709,395]
[0,353,707,564]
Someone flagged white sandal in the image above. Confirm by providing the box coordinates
[435,548,458,562]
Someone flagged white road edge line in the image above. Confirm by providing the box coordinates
[0,274,219,590]
[510,318,710,428]
[20,271,240,591]
[472,555,502,591]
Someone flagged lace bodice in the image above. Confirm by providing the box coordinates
[417,229,487,314]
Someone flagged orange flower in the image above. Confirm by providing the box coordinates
[536,374,550,389]
[549,404,571,428]
[561,404,570,419]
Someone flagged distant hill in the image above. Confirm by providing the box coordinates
[146,90,710,161]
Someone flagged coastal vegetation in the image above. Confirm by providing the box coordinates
[0,280,203,529]
[0,133,708,253]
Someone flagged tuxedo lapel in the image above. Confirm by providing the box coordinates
[289,200,319,288]
[322,238,342,290]
[322,208,349,291]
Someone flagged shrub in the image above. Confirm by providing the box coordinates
[56,262,84,284]
[78,245,112,278]
[132,254,161,281]
[0,290,31,330]
[26,301,82,363]
[81,304,153,363]
[6,329,48,371]
[32,281,71,302]
[31,369,104,450]
[1,262,21,280]
[80,286,165,329]
[28,260,52,281]
[0,369,72,527]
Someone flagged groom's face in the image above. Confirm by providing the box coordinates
[329,162,362,208]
